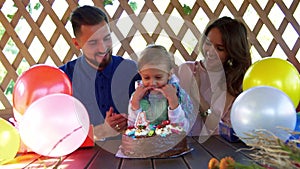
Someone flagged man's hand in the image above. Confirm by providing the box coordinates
[105,107,128,132]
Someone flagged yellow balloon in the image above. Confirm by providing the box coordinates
[0,118,20,165]
[243,57,300,108]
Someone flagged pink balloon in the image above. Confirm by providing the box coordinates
[19,94,90,157]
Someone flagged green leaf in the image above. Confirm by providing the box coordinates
[28,3,32,14]
[103,0,114,6]
[183,4,192,15]
[129,1,137,11]
[7,14,14,19]
[34,3,41,10]
[5,81,14,95]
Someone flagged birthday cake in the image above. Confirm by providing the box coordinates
[119,112,189,158]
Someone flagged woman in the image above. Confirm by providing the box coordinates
[178,16,252,138]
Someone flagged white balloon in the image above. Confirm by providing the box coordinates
[231,86,296,144]
[19,94,90,157]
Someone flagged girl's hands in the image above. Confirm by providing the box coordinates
[153,84,179,110]
[131,85,152,110]
[132,83,179,110]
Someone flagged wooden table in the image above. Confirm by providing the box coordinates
[2,136,256,169]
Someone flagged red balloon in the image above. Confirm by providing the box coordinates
[13,64,72,118]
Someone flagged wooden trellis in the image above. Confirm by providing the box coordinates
[0,0,299,119]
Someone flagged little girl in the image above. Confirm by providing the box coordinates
[128,45,194,132]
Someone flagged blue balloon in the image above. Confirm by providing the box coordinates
[288,112,300,146]
[294,113,300,133]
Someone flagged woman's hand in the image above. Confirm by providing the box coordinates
[193,61,210,118]
[193,61,201,88]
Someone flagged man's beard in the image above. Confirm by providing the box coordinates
[85,49,112,71]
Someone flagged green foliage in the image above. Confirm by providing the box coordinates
[5,39,19,55]
[6,14,14,20]
[183,4,192,15]
[0,24,4,39]
[0,24,19,55]
[129,1,138,11]
[28,3,32,14]
[103,0,137,11]
[33,2,41,10]
[1,59,29,99]
[103,0,114,6]
[6,2,41,20]
[5,81,14,95]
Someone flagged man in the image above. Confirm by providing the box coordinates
[60,5,140,140]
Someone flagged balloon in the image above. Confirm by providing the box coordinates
[0,118,20,164]
[243,57,300,108]
[13,64,72,120]
[294,112,300,133]
[19,94,90,157]
[289,112,300,145]
[231,86,296,145]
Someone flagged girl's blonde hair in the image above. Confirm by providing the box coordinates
[138,44,175,72]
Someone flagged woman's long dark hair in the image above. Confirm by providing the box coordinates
[201,16,252,96]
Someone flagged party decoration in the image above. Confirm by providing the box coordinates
[231,86,296,144]
[13,64,72,120]
[294,112,300,134]
[19,94,90,157]
[289,112,300,143]
[242,57,300,108]
[0,118,20,165]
